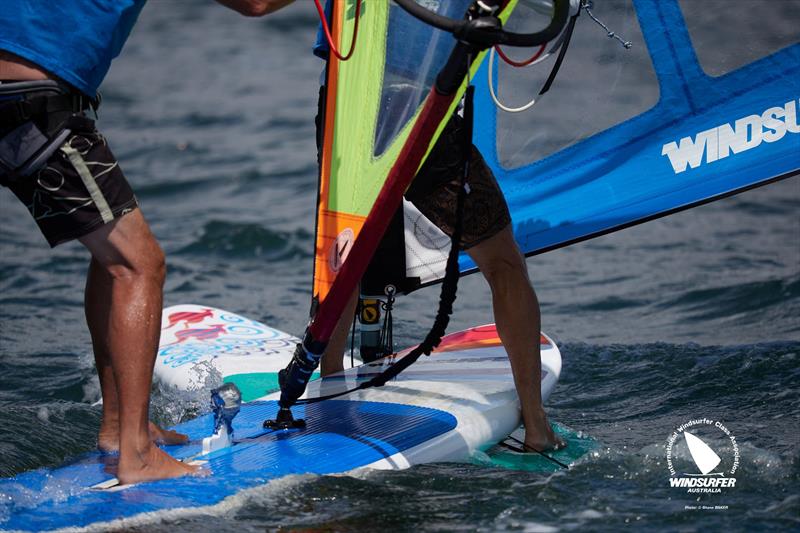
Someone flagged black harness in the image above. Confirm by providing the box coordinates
[0,80,98,184]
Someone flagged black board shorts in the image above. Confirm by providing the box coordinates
[2,119,138,247]
[316,86,511,250]
[405,112,511,250]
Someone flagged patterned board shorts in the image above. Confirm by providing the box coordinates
[316,86,511,250]
[405,112,511,250]
[2,118,138,247]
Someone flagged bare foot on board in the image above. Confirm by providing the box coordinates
[98,421,188,453]
[148,422,190,446]
[116,444,201,485]
[524,410,566,453]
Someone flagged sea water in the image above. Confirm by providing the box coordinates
[0,2,797,531]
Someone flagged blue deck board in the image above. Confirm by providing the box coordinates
[0,400,456,532]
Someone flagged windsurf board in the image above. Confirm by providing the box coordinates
[0,306,566,532]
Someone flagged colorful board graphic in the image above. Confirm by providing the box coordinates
[158,305,301,401]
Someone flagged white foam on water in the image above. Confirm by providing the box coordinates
[574,509,605,519]
[562,507,610,528]
[36,407,50,424]
[45,473,318,533]
[518,521,560,533]
[151,359,223,426]
[77,350,102,405]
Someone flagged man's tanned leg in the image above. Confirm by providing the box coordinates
[85,258,188,453]
[467,226,563,452]
[80,210,197,484]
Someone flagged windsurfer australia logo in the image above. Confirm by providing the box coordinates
[665,418,740,494]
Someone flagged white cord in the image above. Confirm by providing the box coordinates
[487,34,565,113]
[487,47,550,113]
[486,2,575,114]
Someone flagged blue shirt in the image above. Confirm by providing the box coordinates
[312,0,332,59]
[0,0,147,96]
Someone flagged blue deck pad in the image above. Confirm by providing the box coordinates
[0,400,456,532]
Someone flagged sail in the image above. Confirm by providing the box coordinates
[314,0,466,305]
[270,0,572,414]
[310,0,527,334]
[389,0,800,288]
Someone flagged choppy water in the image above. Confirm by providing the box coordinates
[1,2,798,532]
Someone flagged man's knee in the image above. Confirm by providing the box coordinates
[140,240,166,286]
[82,211,166,286]
[105,236,165,286]
[481,251,528,289]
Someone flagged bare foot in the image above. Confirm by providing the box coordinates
[98,421,188,452]
[116,443,200,485]
[148,421,190,446]
[524,410,566,452]
[98,425,121,453]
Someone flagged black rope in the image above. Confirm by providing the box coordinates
[293,82,476,406]
[539,13,578,95]
[379,286,396,356]
[505,435,570,469]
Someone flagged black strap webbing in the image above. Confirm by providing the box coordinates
[0,90,99,133]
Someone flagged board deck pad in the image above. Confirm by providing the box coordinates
[481,424,597,472]
[0,400,456,532]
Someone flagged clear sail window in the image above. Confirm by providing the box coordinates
[679,0,800,78]
[495,0,660,169]
[373,1,473,157]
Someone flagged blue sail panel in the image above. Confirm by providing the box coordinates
[461,0,800,273]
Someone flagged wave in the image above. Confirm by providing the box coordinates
[657,275,800,321]
[176,220,312,261]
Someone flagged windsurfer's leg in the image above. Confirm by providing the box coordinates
[2,111,189,468]
[467,225,564,452]
[80,210,197,484]
[320,289,358,376]
[84,259,121,450]
[407,116,561,450]
[85,257,188,452]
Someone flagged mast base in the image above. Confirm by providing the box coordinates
[263,407,306,430]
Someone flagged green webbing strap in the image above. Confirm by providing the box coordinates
[60,143,114,224]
